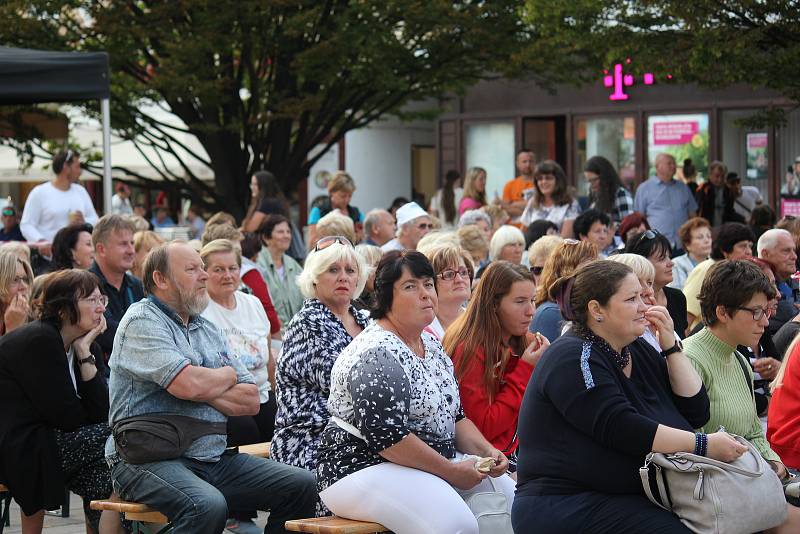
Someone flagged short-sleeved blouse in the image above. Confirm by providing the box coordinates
[316,323,464,491]
[270,299,370,470]
[520,198,582,229]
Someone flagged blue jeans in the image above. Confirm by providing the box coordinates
[109,451,316,534]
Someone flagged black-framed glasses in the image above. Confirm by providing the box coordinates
[736,305,773,321]
[313,235,354,252]
[438,267,469,281]
[530,266,544,275]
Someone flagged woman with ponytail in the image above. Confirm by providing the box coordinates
[512,260,747,533]
[429,169,463,229]
[443,261,549,471]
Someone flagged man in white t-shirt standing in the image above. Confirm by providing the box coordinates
[20,149,99,252]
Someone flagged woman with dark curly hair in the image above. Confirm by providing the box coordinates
[50,222,94,271]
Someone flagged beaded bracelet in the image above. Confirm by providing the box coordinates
[694,432,708,456]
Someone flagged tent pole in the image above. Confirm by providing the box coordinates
[101,98,112,214]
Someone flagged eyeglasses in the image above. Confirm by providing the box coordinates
[82,294,109,308]
[632,230,659,247]
[417,223,434,230]
[314,235,354,252]
[736,305,773,321]
[10,276,29,286]
[535,174,556,182]
[530,266,544,275]
[438,267,470,281]
[1,209,14,217]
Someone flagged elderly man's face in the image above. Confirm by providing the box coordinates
[761,233,798,279]
[376,211,397,244]
[655,155,676,181]
[405,216,432,248]
[167,244,209,315]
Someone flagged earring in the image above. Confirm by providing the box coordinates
[595,316,604,323]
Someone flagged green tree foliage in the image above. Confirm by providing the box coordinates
[0,1,527,215]
[519,0,800,123]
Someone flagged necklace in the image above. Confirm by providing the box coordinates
[380,319,424,356]
[575,325,631,370]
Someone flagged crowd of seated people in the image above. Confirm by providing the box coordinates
[5,152,800,534]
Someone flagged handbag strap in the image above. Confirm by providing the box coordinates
[639,463,671,511]
[331,415,366,441]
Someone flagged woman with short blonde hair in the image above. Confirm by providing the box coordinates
[132,230,164,280]
[531,240,598,341]
[272,237,371,486]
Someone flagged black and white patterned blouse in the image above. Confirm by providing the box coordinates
[316,322,464,491]
[270,298,370,470]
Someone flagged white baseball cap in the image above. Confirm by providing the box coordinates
[395,202,428,227]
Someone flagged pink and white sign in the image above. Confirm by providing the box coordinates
[782,199,800,218]
[747,132,768,149]
[652,121,699,145]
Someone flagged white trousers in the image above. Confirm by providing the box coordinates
[319,458,516,534]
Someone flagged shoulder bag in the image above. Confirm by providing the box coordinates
[639,431,787,534]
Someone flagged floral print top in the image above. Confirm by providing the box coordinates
[270,298,369,470]
[316,322,464,491]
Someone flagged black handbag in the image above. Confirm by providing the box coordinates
[113,414,227,464]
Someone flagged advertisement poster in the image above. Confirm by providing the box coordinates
[647,114,709,179]
[781,199,800,218]
[746,132,768,180]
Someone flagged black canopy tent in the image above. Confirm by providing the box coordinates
[0,46,112,210]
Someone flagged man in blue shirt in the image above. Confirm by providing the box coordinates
[106,241,315,533]
[633,153,698,251]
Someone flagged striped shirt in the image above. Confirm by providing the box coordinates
[683,327,780,462]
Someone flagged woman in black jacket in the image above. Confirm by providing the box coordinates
[512,260,747,533]
[0,269,120,534]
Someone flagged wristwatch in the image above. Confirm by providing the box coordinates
[661,339,683,358]
[78,355,96,366]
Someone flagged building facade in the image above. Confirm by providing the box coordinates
[438,70,800,214]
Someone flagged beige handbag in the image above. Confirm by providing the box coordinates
[639,433,787,534]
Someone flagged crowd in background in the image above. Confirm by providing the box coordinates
[3,146,800,534]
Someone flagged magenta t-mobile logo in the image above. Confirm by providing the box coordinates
[603,59,668,101]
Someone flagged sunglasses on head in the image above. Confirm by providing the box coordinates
[313,235,354,252]
[633,230,659,245]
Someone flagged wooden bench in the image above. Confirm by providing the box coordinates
[89,442,270,534]
[90,498,171,534]
[285,516,389,533]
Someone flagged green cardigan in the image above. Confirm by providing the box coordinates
[683,327,780,462]
[256,248,305,330]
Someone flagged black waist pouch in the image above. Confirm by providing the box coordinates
[113,414,227,464]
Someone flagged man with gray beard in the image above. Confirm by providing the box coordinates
[105,241,316,533]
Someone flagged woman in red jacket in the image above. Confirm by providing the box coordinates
[443,261,548,471]
[768,334,800,470]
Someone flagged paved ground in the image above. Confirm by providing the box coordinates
[3,494,269,533]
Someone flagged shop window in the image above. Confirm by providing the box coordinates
[574,116,636,197]
[646,113,709,181]
[721,109,770,214]
[464,122,515,201]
